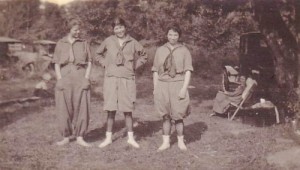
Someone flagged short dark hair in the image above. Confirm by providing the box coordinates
[112,17,126,29]
[166,24,182,37]
[67,18,82,30]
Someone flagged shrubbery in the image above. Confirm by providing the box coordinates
[1,0,299,120]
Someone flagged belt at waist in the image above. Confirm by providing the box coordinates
[61,62,87,69]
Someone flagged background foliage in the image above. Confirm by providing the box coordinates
[0,0,300,118]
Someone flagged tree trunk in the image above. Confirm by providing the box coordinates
[253,0,298,88]
[252,0,300,118]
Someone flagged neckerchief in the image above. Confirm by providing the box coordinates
[163,45,182,78]
[115,37,132,66]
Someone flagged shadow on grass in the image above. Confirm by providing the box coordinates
[85,120,126,143]
[170,121,208,145]
[184,121,208,144]
[133,120,208,144]
[85,119,162,143]
[0,99,53,128]
[134,120,162,140]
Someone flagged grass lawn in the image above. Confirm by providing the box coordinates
[0,76,298,170]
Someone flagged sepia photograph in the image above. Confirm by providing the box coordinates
[0,0,300,169]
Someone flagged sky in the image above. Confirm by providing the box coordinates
[40,0,75,6]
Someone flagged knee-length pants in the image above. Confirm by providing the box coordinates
[154,80,191,120]
[55,64,90,137]
[103,76,136,112]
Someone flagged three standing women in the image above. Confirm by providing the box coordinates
[53,18,192,151]
[152,24,193,151]
[53,19,92,147]
[96,17,148,148]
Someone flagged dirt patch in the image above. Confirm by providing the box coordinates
[267,147,300,169]
[0,77,299,170]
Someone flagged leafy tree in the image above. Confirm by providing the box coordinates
[0,0,40,39]
[29,2,67,41]
[251,0,300,117]
[0,0,67,41]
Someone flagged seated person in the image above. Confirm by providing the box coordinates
[34,73,53,98]
[212,75,257,115]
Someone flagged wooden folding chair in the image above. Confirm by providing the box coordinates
[229,79,257,121]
